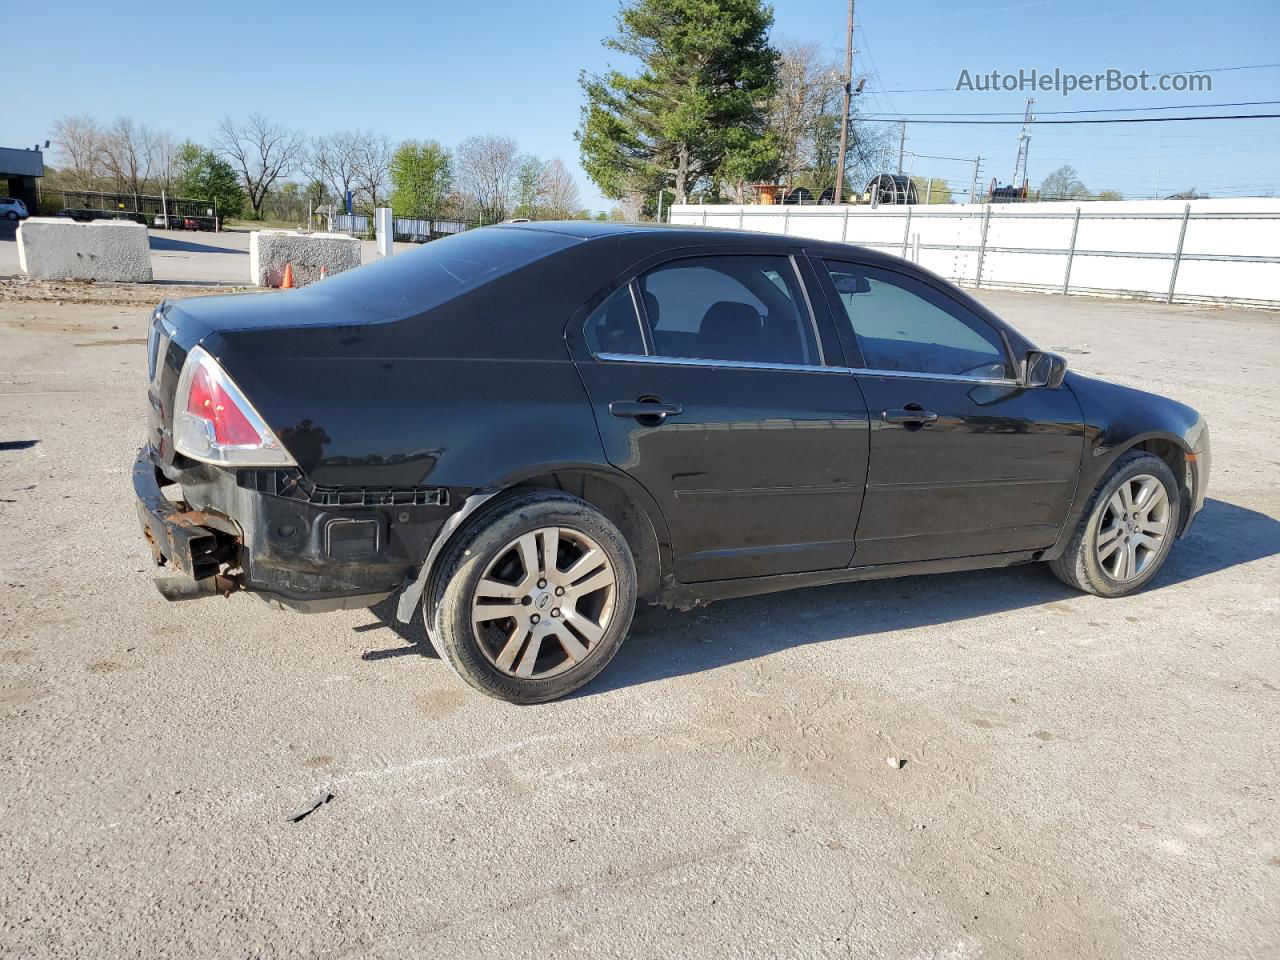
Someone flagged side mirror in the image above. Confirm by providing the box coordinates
[1024,350,1068,389]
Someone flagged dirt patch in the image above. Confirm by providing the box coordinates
[0,277,257,306]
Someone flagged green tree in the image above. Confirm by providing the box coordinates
[1094,189,1124,201]
[577,0,780,207]
[174,141,245,221]
[513,156,547,219]
[389,139,452,217]
[910,176,953,204]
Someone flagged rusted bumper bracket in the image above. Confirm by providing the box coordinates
[133,448,234,582]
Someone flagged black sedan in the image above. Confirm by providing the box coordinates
[134,222,1210,703]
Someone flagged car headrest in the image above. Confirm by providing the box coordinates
[699,301,763,362]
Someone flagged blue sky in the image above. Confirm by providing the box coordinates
[7,0,1279,209]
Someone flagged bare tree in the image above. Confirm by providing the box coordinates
[541,158,583,219]
[769,42,840,185]
[766,41,890,197]
[149,130,179,193]
[303,131,362,213]
[455,134,521,223]
[51,114,103,190]
[351,133,394,212]
[215,114,305,217]
[99,117,163,196]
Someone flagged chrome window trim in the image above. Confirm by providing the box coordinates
[595,353,851,375]
[846,366,1020,386]
[595,352,1022,385]
[625,280,654,356]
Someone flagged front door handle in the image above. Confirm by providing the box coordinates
[883,407,938,425]
[609,399,684,423]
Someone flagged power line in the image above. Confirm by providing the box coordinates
[863,99,1280,118]
[859,113,1280,125]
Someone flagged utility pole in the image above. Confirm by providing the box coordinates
[971,156,982,205]
[897,121,906,175]
[834,0,856,205]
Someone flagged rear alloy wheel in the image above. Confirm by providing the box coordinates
[471,527,618,680]
[1049,450,1181,597]
[429,491,636,703]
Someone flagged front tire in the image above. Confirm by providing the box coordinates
[1049,450,1181,597]
[427,491,637,704]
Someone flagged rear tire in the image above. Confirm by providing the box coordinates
[427,491,637,704]
[1049,450,1180,597]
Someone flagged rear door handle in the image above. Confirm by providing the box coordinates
[609,400,683,421]
[883,407,938,424]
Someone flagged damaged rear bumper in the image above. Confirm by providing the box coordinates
[133,446,452,613]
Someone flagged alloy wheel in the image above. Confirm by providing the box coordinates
[470,526,617,680]
[1096,473,1170,582]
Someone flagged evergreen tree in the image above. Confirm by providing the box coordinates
[577,0,780,206]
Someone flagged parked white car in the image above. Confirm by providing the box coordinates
[0,197,29,220]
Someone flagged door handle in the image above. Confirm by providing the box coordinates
[609,399,683,422]
[883,407,938,425]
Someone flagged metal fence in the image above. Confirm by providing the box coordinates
[672,200,1280,309]
[54,190,217,227]
[327,212,474,242]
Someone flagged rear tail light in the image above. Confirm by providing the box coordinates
[173,346,296,466]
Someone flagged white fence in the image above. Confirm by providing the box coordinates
[670,198,1280,309]
[327,213,471,241]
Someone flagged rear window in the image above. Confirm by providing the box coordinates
[311,226,580,315]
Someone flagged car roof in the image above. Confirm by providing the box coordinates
[493,220,720,240]
[492,219,906,267]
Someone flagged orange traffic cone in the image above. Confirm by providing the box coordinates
[319,265,328,281]
[281,262,295,289]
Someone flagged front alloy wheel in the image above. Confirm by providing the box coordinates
[1048,450,1181,597]
[1094,474,1171,582]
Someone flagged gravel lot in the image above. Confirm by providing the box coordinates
[0,280,1277,959]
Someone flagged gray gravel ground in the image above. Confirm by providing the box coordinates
[0,285,1277,959]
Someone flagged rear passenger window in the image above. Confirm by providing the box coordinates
[637,256,820,366]
[584,285,645,356]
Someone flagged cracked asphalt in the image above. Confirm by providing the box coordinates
[0,284,1277,959]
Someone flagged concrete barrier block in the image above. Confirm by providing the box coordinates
[17,217,153,282]
[249,231,361,288]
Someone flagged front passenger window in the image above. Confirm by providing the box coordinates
[825,262,1010,378]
